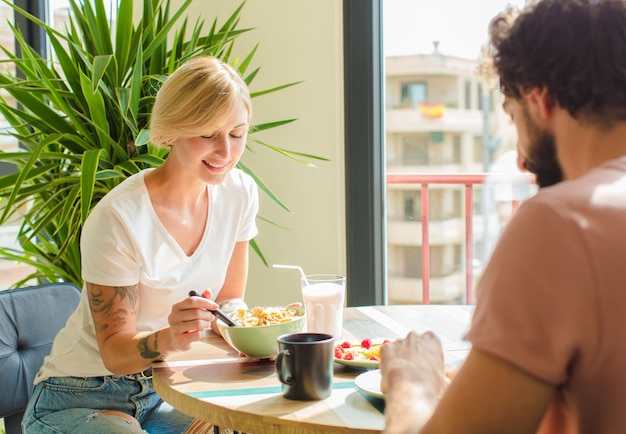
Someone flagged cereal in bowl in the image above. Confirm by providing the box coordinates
[231,306,304,327]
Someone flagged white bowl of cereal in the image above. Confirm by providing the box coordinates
[217,306,306,359]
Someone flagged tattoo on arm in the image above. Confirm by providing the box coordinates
[138,331,161,360]
[88,283,139,334]
[87,282,163,361]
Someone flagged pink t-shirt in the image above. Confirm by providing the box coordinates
[466,156,626,433]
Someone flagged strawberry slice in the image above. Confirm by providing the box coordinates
[334,347,344,359]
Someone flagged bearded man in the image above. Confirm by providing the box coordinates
[381,1,626,433]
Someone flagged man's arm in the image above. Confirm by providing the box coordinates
[423,347,553,433]
[382,333,555,434]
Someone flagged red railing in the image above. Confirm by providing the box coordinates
[386,173,534,305]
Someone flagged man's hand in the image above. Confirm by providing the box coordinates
[380,331,446,433]
[381,331,446,395]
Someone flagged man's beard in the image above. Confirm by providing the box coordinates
[522,108,563,188]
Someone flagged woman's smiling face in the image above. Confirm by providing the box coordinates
[168,99,249,185]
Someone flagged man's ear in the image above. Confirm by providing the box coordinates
[525,87,553,121]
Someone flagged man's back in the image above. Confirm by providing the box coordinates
[468,156,626,432]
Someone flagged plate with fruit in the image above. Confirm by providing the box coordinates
[333,338,393,369]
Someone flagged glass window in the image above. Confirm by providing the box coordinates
[403,246,421,279]
[0,1,16,157]
[402,134,429,165]
[49,1,117,32]
[401,82,427,107]
[0,1,117,289]
[383,0,531,304]
[402,192,420,221]
[464,80,472,110]
[0,1,31,288]
[477,83,484,111]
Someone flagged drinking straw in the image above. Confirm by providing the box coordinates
[273,264,310,286]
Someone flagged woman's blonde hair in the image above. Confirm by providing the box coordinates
[149,56,251,147]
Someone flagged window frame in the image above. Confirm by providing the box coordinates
[14,0,46,60]
[343,0,385,306]
[0,1,46,177]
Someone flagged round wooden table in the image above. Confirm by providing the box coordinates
[152,305,473,434]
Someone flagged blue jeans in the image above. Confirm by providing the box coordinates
[22,373,194,433]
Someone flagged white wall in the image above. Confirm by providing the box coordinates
[171,1,346,307]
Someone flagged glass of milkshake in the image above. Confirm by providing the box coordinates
[300,274,345,339]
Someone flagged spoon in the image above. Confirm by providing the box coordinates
[188,290,239,327]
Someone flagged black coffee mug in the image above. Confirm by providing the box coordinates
[275,332,335,400]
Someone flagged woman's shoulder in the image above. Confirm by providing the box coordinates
[89,171,149,217]
[104,170,146,196]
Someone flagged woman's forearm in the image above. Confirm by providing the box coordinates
[99,329,174,375]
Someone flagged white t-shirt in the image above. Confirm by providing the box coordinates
[35,168,258,382]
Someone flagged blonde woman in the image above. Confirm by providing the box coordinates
[23,56,257,433]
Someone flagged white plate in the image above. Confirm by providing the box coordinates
[335,357,380,370]
[354,369,385,400]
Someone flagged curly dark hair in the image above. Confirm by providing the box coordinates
[486,0,626,128]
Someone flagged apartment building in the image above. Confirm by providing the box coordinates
[385,46,522,304]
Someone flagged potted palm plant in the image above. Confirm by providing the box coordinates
[0,0,325,287]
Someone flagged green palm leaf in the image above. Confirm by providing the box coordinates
[0,0,324,288]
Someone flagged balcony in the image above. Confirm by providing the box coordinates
[386,172,536,305]
[386,107,488,134]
